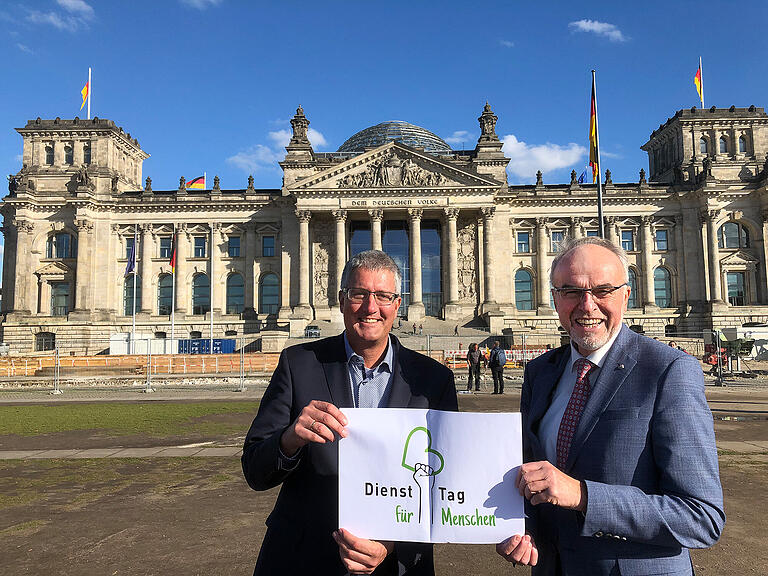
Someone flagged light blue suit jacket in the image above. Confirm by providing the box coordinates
[521,325,725,576]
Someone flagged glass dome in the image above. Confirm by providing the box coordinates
[337,121,452,154]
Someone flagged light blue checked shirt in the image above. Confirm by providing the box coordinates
[343,332,394,408]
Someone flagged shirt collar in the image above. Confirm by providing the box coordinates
[569,326,622,371]
[343,332,393,373]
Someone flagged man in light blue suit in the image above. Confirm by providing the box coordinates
[497,237,724,575]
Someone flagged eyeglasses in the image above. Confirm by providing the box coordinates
[342,287,400,306]
[552,283,628,301]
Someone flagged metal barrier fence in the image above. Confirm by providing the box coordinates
[0,331,711,393]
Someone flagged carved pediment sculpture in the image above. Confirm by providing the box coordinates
[720,250,759,267]
[337,153,447,189]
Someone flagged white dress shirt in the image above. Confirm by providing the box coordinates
[538,329,622,464]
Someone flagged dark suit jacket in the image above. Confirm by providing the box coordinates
[242,333,458,576]
[522,326,724,576]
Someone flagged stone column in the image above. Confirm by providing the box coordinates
[210,222,221,313]
[333,210,347,304]
[296,210,312,311]
[174,224,188,314]
[444,208,460,304]
[705,210,724,303]
[74,218,94,312]
[674,215,688,303]
[640,216,657,308]
[408,208,424,320]
[605,216,619,246]
[481,207,497,309]
[244,224,256,314]
[140,223,153,313]
[761,211,768,304]
[535,217,551,312]
[571,217,583,240]
[12,219,34,313]
[369,209,383,251]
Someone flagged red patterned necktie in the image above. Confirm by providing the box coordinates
[556,358,595,470]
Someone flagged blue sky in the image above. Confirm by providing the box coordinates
[1,0,766,274]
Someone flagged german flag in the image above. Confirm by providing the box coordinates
[186,175,205,189]
[694,58,704,108]
[589,76,599,184]
[169,232,177,273]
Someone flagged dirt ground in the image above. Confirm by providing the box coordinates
[0,389,766,575]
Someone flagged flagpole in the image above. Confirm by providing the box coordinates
[204,172,207,189]
[87,67,91,120]
[210,223,214,355]
[592,70,605,238]
[131,224,137,354]
[699,56,704,108]
[171,224,176,348]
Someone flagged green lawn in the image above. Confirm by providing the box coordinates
[0,401,261,437]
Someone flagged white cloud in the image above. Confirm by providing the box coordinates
[307,129,327,148]
[568,19,627,42]
[16,43,33,54]
[226,145,282,174]
[27,0,94,31]
[180,0,223,9]
[15,154,23,163]
[502,134,586,181]
[443,130,472,145]
[499,39,515,48]
[56,0,94,18]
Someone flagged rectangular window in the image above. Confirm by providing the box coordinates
[228,236,241,257]
[194,236,207,258]
[727,272,745,306]
[159,237,172,259]
[262,235,275,257]
[586,230,599,237]
[655,229,668,251]
[517,231,530,253]
[126,237,135,259]
[550,231,565,253]
[621,230,635,251]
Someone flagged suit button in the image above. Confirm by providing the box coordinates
[621,536,627,541]
[594,531,603,538]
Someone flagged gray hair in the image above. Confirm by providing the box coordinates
[340,250,402,293]
[549,236,629,284]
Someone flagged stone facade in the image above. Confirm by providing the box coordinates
[3,105,768,353]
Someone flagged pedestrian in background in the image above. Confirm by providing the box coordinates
[489,340,507,394]
[466,342,486,391]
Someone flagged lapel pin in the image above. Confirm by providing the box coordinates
[617,363,625,369]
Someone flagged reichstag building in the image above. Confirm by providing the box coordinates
[3,102,768,352]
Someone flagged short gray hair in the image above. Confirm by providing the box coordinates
[549,236,629,285]
[340,250,402,293]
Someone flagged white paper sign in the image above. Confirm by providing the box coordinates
[338,408,525,544]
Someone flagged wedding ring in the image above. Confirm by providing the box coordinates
[309,420,317,433]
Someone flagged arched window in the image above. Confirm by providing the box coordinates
[45,145,54,165]
[718,222,749,249]
[259,273,280,315]
[514,270,534,311]
[157,273,173,315]
[226,273,245,314]
[83,144,91,164]
[515,270,533,310]
[699,138,708,154]
[46,233,77,259]
[653,267,672,308]
[64,145,74,165]
[123,275,142,316]
[192,274,210,315]
[190,330,202,339]
[627,268,639,309]
[739,136,747,154]
[719,136,728,154]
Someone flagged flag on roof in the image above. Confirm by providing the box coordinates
[186,175,205,189]
[694,58,704,108]
[589,78,599,184]
[578,167,588,184]
[80,81,89,111]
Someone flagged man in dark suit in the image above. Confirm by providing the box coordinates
[242,250,457,575]
[497,237,724,575]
